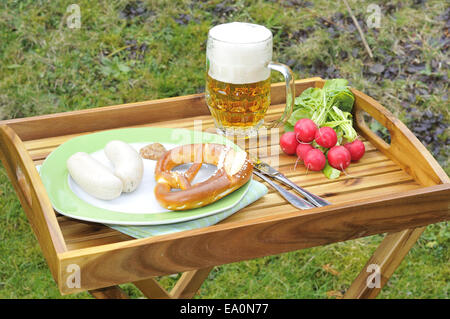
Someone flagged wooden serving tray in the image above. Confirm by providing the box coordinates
[0,77,448,298]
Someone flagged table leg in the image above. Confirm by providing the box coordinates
[134,277,172,299]
[344,227,425,299]
[132,267,213,299]
[89,267,212,299]
[89,285,129,299]
[90,227,424,299]
[170,267,214,299]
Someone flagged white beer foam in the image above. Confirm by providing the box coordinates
[207,22,272,84]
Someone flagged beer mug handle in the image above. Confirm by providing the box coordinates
[265,61,295,129]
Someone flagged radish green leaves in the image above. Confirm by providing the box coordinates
[285,79,357,145]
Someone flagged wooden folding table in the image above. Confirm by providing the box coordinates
[0,78,448,298]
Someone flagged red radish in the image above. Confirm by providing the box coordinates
[327,146,351,171]
[344,139,365,161]
[315,127,338,148]
[296,143,314,161]
[280,131,299,155]
[303,149,326,171]
[294,118,318,143]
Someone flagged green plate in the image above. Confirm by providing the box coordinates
[40,127,251,225]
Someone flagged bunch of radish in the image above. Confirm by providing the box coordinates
[280,118,365,176]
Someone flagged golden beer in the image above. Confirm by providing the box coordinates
[206,22,294,136]
[206,74,271,129]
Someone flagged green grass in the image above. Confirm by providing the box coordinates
[0,0,449,299]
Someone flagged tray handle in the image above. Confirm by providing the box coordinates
[0,125,67,278]
[354,105,391,152]
[349,90,449,186]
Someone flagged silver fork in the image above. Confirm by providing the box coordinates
[252,170,315,210]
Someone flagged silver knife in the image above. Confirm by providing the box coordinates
[254,161,331,207]
[253,170,315,210]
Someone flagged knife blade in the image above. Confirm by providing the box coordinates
[253,170,315,210]
[254,161,331,207]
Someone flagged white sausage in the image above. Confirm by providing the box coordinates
[104,140,144,192]
[67,152,123,200]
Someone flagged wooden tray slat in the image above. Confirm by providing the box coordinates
[23,102,370,159]
[58,166,420,251]
[25,109,284,161]
[60,179,423,251]
[225,181,423,224]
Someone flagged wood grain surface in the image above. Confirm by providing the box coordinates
[0,78,448,297]
[56,183,449,294]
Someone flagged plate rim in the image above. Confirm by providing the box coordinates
[40,127,251,225]
[51,179,251,225]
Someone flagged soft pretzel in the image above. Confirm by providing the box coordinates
[154,143,253,210]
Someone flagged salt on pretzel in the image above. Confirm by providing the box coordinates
[154,143,253,210]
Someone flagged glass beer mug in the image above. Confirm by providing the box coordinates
[206,22,295,136]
